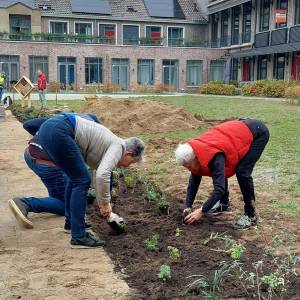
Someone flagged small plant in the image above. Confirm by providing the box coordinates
[261,272,285,295]
[175,227,182,237]
[157,194,170,215]
[230,243,246,260]
[158,264,171,282]
[124,175,135,189]
[167,246,181,262]
[144,234,159,252]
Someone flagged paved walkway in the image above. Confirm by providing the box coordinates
[0,107,130,300]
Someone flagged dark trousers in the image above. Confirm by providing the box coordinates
[236,119,270,217]
[38,115,91,238]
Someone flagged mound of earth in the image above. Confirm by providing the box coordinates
[81,97,207,136]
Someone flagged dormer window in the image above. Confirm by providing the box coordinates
[127,6,137,12]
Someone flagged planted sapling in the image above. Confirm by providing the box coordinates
[168,246,181,262]
[158,264,171,282]
[230,243,246,260]
[144,234,159,252]
[175,227,182,237]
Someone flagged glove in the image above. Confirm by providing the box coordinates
[107,212,125,235]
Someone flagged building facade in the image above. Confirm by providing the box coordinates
[208,0,300,82]
[0,0,228,91]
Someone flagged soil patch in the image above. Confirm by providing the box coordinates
[81,97,208,136]
[88,180,299,300]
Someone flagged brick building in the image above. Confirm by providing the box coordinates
[0,0,227,91]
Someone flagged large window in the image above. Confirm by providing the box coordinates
[273,54,285,79]
[242,2,252,43]
[220,10,229,47]
[111,59,129,91]
[162,60,179,90]
[85,58,102,84]
[168,27,184,46]
[99,24,116,44]
[211,13,219,47]
[137,59,154,85]
[257,56,268,79]
[231,6,240,45]
[9,15,31,33]
[145,26,162,45]
[260,0,270,32]
[50,21,68,34]
[210,60,225,81]
[29,56,48,83]
[296,0,300,25]
[75,23,92,42]
[58,57,76,89]
[186,60,203,86]
[275,0,288,28]
[123,25,139,45]
[0,55,19,85]
[231,58,238,81]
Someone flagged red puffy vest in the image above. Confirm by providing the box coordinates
[187,120,253,178]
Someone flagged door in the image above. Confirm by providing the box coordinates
[291,56,300,80]
[162,60,178,91]
[242,60,251,81]
[111,59,129,91]
[58,63,76,89]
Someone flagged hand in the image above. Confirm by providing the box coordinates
[184,208,204,224]
[100,203,112,218]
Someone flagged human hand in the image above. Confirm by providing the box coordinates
[100,203,112,218]
[184,208,204,224]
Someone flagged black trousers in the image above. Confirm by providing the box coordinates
[236,119,270,217]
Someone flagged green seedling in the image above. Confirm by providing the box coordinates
[175,227,182,237]
[144,234,159,252]
[261,272,285,294]
[124,175,135,189]
[157,195,170,215]
[158,264,171,282]
[230,243,246,260]
[168,246,181,262]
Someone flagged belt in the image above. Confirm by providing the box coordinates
[26,147,57,167]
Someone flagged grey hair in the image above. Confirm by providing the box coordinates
[175,143,195,165]
[124,137,145,161]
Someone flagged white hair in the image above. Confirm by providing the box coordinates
[175,143,195,166]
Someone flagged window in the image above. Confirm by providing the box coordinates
[57,57,76,89]
[257,56,268,79]
[123,25,139,45]
[260,0,270,32]
[29,56,48,83]
[111,59,129,91]
[242,2,252,43]
[273,54,285,79]
[9,15,31,33]
[211,13,219,47]
[50,21,68,34]
[75,23,92,42]
[0,55,19,85]
[99,24,116,44]
[186,60,203,86]
[210,60,225,82]
[85,58,102,84]
[137,59,154,85]
[231,58,238,81]
[168,27,184,46]
[295,0,300,24]
[275,0,288,28]
[220,10,229,47]
[145,26,162,45]
[231,6,240,45]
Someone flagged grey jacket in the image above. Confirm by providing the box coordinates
[74,116,125,205]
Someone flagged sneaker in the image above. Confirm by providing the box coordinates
[70,232,105,248]
[64,221,92,233]
[207,202,231,215]
[232,215,257,230]
[8,197,33,229]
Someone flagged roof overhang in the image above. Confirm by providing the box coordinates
[208,0,251,14]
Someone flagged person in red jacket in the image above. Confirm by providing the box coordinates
[37,70,47,109]
[175,118,269,230]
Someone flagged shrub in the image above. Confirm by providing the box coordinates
[285,85,300,105]
[100,83,120,93]
[130,84,155,93]
[199,81,236,96]
[153,84,174,93]
[241,84,252,96]
[48,81,61,92]
[241,80,286,98]
[10,102,51,122]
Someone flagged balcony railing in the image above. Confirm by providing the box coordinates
[211,33,253,48]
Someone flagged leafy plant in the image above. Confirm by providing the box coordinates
[167,246,181,262]
[175,227,182,237]
[261,272,285,294]
[230,243,246,260]
[158,264,171,282]
[144,234,159,252]
[124,175,135,189]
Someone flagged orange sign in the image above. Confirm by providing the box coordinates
[275,9,287,23]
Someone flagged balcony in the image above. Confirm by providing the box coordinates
[210,33,252,48]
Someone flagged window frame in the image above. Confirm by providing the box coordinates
[137,59,155,86]
[48,20,69,34]
[84,57,103,84]
[167,25,185,46]
[29,56,49,83]
[122,23,140,45]
[98,22,117,45]
[186,60,203,87]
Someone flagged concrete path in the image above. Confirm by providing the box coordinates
[0,107,130,300]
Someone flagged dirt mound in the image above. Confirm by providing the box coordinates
[81,97,207,136]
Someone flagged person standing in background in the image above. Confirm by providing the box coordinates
[0,72,6,104]
[37,70,47,109]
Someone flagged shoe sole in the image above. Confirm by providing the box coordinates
[207,210,232,216]
[233,225,257,231]
[64,228,93,234]
[70,243,105,249]
[8,199,34,229]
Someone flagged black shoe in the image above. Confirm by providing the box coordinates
[8,197,33,228]
[232,215,257,230]
[207,202,231,215]
[64,221,92,233]
[70,232,105,248]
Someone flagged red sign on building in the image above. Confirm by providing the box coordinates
[275,10,287,23]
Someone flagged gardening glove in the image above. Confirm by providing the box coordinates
[100,202,112,218]
[107,212,125,235]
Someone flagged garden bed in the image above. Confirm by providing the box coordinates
[87,175,300,300]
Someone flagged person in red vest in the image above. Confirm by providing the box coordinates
[37,70,47,109]
[175,118,269,230]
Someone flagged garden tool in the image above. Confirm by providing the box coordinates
[107,212,125,234]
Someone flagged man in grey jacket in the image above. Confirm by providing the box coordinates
[11,113,145,248]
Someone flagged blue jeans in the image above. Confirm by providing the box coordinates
[38,115,91,238]
[0,87,3,102]
[24,150,66,216]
